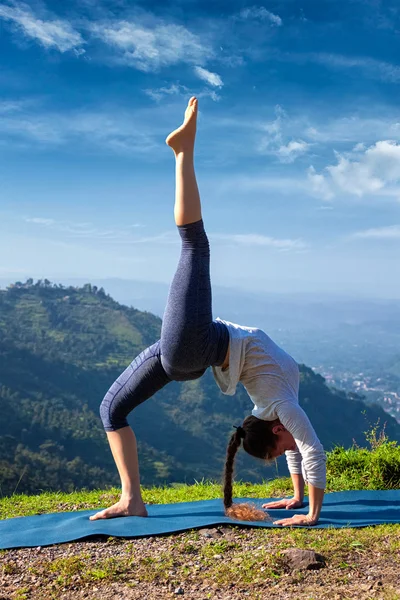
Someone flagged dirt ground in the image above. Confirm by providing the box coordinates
[1,526,399,600]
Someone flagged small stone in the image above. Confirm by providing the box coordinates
[199,528,220,539]
[36,546,42,552]
[174,587,184,595]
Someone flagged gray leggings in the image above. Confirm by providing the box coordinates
[100,219,229,431]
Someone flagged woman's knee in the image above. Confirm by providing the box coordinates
[99,343,171,431]
[100,390,129,432]
[160,355,206,381]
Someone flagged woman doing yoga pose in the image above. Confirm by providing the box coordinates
[90,97,326,527]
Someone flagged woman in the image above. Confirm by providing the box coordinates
[90,97,326,527]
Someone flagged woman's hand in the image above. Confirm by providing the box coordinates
[262,497,304,510]
[273,513,318,527]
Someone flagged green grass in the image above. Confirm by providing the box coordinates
[0,427,399,520]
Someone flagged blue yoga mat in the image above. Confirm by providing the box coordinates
[0,490,399,550]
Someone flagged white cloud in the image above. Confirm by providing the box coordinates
[305,116,400,144]
[194,66,223,87]
[326,152,384,196]
[307,166,334,201]
[0,103,160,154]
[297,53,400,84]
[0,99,29,113]
[24,216,147,242]
[25,217,55,226]
[91,20,211,72]
[353,142,366,152]
[350,225,400,240]
[197,89,221,102]
[309,141,400,200]
[143,83,187,102]
[257,105,311,163]
[237,6,282,26]
[144,83,221,103]
[276,140,310,163]
[0,2,85,53]
[0,113,65,144]
[257,106,284,152]
[212,233,307,252]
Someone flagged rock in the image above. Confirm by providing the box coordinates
[199,528,221,539]
[174,587,184,595]
[279,548,326,571]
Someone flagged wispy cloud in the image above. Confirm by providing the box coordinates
[0,99,31,113]
[24,216,308,252]
[197,89,221,102]
[25,217,55,226]
[212,233,308,252]
[289,52,400,84]
[24,216,147,243]
[305,115,400,144]
[350,225,400,240]
[257,105,311,163]
[0,102,161,154]
[194,66,223,87]
[215,173,306,196]
[307,167,334,201]
[0,2,85,53]
[143,83,188,102]
[276,140,310,163]
[143,83,221,103]
[236,6,282,26]
[309,140,400,199]
[90,19,212,72]
[216,109,400,152]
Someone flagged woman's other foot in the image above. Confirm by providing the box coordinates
[166,96,198,153]
[89,497,148,520]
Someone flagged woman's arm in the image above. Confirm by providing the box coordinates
[273,402,326,526]
[262,472,305,510]
[275,402,327,490]
[292,473,305,502]
[308,484,324,522]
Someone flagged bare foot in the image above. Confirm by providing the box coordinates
[166,96,198,153]
[89,498,148,521]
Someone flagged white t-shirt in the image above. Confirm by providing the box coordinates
[212,319,326,489]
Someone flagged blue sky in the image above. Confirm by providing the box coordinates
[1,0,400,299]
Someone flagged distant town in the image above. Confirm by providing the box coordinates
[313,366,400,424]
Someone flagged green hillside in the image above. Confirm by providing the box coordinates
[1,280,399,497]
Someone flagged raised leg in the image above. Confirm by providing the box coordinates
[161,97,229,378]
[166,96,200,226]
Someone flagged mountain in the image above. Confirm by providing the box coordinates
[0,279,399,497]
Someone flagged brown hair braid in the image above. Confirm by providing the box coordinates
[223,415,280,521]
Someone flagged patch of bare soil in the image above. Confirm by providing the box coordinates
[1,527,399,600]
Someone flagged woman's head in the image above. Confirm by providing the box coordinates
[223,415,296,521]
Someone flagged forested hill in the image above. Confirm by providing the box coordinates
[1,280,399,497]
